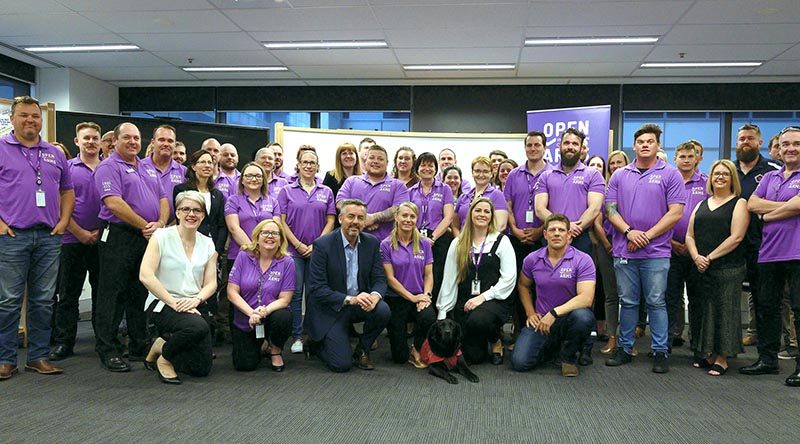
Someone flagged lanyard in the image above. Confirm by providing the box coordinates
[20,147,43,187]
[417,184,434,228]
[525,172,537,208]
[471,237,488,273]
[255,259,273,306]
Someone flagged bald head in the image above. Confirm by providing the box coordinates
[202,138,221,163]
[219,143,239,172]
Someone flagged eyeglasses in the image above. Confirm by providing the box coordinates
[712,171,731,178]
[738,123,761,131]
[243,174,263,181]
[177,207,204,215]
[259,230,280,238]
[299,160,318,167]
[779,126,800,135]
[472,169,492,176]
[195,160,214,166]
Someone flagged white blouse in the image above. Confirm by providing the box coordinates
[145,226,216,312]
[436,231,517,320]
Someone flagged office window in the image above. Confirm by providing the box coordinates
[731,112,800,161]
[320,112,410,132]
[623,111,721,175]
[128,111,215,123]
[222,112,311,138]
[0,75,31,100]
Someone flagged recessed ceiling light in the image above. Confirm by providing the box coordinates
[403,64,515,71]
[640,62,762,68]
[182,66,289,72]
[525,36,659,46]
[24,44,140,52]
[264,40,388,49]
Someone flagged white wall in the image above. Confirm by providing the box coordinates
[36,68,118,114]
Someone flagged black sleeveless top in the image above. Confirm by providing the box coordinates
[694,197,745,270]
[457,233,506,302]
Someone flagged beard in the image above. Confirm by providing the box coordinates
[736,146,758,163]
[561,151,580,168]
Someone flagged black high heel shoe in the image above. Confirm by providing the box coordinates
[143,359,156,371]
[155,358,182,385]
[270,352,285,372]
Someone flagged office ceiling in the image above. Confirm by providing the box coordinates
[1,0,799,87]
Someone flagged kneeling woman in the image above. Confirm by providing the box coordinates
[139,191,218,384]
[227,219,295,372]
[381,202,437,367]
[437,197,517,364]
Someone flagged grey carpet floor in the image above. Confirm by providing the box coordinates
[2,323,799,444]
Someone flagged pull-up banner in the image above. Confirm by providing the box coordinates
[526,105,611,165]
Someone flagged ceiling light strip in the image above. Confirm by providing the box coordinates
[24,44,140,52]
[640,62,762,68]
[403,64,516,71]
[264,40,388,49]
[525,37,659,46]
[182,66,288,72]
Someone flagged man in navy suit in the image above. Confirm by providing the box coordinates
[306,199,391,372]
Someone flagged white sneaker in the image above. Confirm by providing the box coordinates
[290,339,304,354]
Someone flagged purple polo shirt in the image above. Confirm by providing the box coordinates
[275,169,290,180]
[63,157,101,244]
[141,156,186,215]
[408,179,454,230]
[754,167,800,263]
[278,181,336,257]
[267,175,290,199]
[454,185,508,228]
[534,162,605,221]
[522,245,596,316]
[605,160,686,259]
[0,132,73,229]
[673,171,709,243]
[504,163,552,229]
[337,173,410,241]
[224,192,281,260]
[380,237,433,297]
[228,251,296,332]
[95,151,166,225]
[214,170,240,199]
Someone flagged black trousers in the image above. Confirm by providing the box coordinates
[150,305,213,377]
[94,224,149,359]
[509,235,537,333]
[231,308,292,371]
[385,297,436,363]
[430,232,453,302]
[53,242,99,349]
[757,260,800,364]
[666,254,699,344]
[452,299,509,364]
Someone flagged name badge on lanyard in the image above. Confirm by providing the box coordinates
[471,238,487,296]
[525,210,534,224]
[22,147,46,207]
[420,228,429,238]
[255,273,266,338]
[36,189,46,207]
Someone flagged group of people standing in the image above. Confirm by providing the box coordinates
[1,95,798,388]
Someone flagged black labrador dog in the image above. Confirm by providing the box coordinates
[424,319,479,384]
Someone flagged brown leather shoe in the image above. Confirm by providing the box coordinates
[353,350,375,370]
[742,334,758,346]
[0,364,18,380]
[561,362,579,377]
[24,359,64,375]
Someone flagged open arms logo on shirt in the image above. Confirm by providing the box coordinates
[648,174,662,184]
[268,270,282,282]
[559,267,575,279]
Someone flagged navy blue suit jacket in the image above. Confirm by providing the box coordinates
[305,228,387,341]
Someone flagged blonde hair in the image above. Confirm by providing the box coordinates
[237,162,269,196]
[707,159,741,197]
[242,219,287,259]
[332,142,362,182]
[389,202,422,255]
[471,156,492,172]
[455,197,496,283]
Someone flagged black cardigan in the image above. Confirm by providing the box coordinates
[173,183,228,254]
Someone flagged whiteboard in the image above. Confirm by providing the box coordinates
[0,98,57,142]
[275,123,528,185]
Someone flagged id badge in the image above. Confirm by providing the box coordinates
[100,227,109,243]
[471,279,481,296]
[36,189,46,207]
[255,324,265,339]
[420,228,428,238]
[525,210,534,223]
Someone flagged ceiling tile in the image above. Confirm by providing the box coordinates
[0,1,69,13]
[36,51,170,67]
[2,33,129,47]
[121,32,264,52]
[631,67,758,77]
[80,10,239,33]
[520,45,652,63]
[57,0,213,11]
[775,44,800,60]
[249,30,387,44]
[394,48,519,64]
[153,50,282,66]
[186,71,300,80]
[372,4,529,29]
[225,7,380,31]
[290,64,405,78]
[523,25,672,39]
[646,44,792,62]
[0,13,109,36]
[750,60,800,75]
[681,0,800,25]
[526,1,694,26]
[272,48,397,65]
[403,70,518,79]
[661,24,800,45]
[384,28,523,49]
[518,62,639,77]
[77,66,196,81]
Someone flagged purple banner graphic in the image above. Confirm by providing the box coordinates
[526,105,611,165]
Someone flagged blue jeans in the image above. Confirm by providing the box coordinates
[291,256,310,339]
[511,308,595,371]
[0,229,62,365]
[614,257,670,354]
